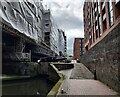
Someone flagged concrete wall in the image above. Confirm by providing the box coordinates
[2,62,60,82]
[3,62,39,76]
[38,62,60,82]
[81,23,120,93]
[38,62,49,75]
[48,64,60,83]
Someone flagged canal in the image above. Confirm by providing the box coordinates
[2,76,55,96]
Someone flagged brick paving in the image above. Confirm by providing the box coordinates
[57,63,118,96]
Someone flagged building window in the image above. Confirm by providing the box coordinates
[98,15,101,36]
[116,0,120,3]
[92,26,95,42]
[3,6,6,10]
[103,13,106,21]
[45,23,49,27]
[103,18,107,31]
[96,19,99,39]
[110,11,114,25]
[94,0,97,3]
[89,34,92,45]
[101,2,107,32]
[98,5,100,14]
[96,25,98,30]
[102,2,105,9]
[109,1,114,26]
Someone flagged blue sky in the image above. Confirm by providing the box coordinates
[42,0,84,55]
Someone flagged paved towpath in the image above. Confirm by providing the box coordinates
[57,63,118,96]
[70,63,94,79]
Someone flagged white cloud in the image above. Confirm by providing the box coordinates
[66,29,84,38]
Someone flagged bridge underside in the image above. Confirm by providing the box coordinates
[2,22,56,62]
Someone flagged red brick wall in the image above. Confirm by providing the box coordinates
[73,38,80,60]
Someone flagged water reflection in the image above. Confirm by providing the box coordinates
[2,77,55,96]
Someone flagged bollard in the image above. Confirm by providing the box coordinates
[61,88,64,94]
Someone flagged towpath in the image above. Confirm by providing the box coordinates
[57,63,118,96]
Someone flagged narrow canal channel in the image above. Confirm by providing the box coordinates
[2,76,55,96]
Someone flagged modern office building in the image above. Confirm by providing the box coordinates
[1,1,67,61]
[43,10,67,57]
[83,0,120,52]
[44,9,59,56]
[64,35,67,57]
[1,1,45,61]
[73,38,84,61]
[58,29,67,57]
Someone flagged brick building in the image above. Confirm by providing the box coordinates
[83,0,120,52]
[82,0,120,93]
[73,38,84,61]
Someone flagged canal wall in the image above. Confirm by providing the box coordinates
[2,62,60,82]
[3,62,39,76]
[81,23,120,93]
[48,64,60,83]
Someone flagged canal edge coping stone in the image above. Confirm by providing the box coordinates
[47,63,65,96]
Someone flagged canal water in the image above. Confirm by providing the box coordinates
[2,76,55,96]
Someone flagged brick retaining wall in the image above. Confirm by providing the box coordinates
[81,24,120,93]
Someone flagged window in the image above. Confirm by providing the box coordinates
[94,0,97,3]
[91,10,93,27]
[96,29,99,39]
[98,5,100,13]
[45,20,49,23]
[95,7,97,12]
[103,18,107,31]
[98,15,101,36]
[96,25,98,29]
[103,13,106,21]
[45,24,49,27]
[102,2,105,9]
[116,0,120,3]
[109,1,114,26]
[92,26,95,42]
[4,6,6,10]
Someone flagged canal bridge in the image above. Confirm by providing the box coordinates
[2,21,55,62]
[0,1,65,62]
